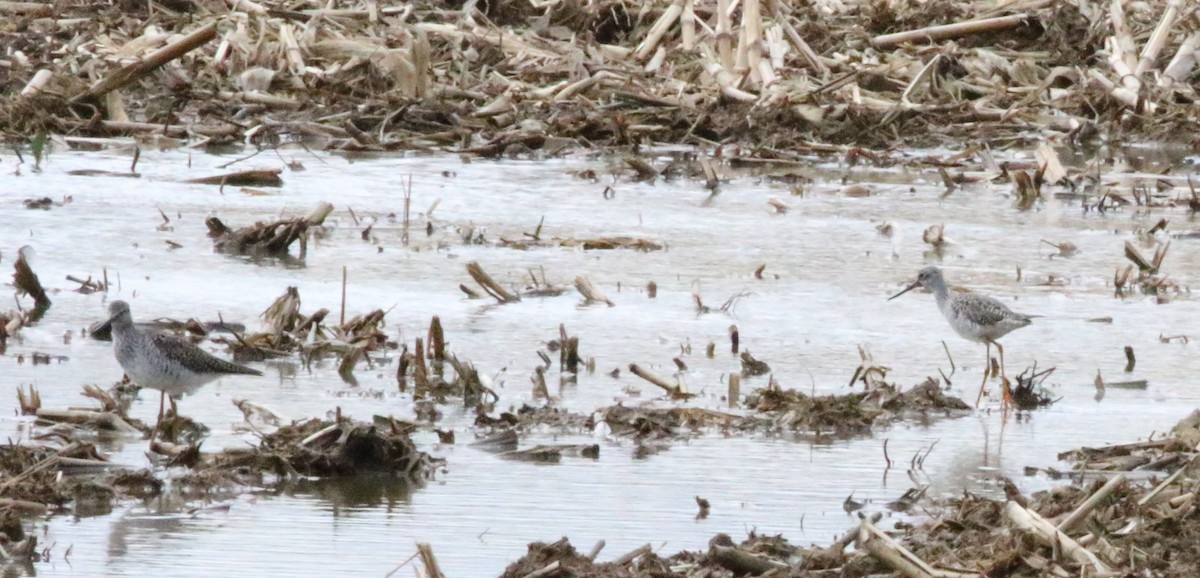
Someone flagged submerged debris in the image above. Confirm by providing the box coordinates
[207,202,333,258]
[12,245,50,319]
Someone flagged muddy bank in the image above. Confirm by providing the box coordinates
[491,410,1200,578]
[1,0,1196,153]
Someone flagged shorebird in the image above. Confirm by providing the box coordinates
[889,266,1033,408]
[107,300,261,440]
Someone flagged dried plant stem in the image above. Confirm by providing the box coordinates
[700,46,757,102]
[0,1,52,15]
[871,13,1030,48]
[742,0,762,82]
[19,69,52,97]
[466,261,520,303]
[635,0,684,60]
[1109,0,1138,71]
[857,516,959,578]
[716,0,733,71]
[574,276,614,307]
[74,20,219,102]
[1057,473,1126,532]
[1004,501,1111,575]
[681,0,695,50]
[1162,30,1200,87]
[629,363,684,397]
[340,266,347,325]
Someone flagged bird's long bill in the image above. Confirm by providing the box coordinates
[888,280,922,301]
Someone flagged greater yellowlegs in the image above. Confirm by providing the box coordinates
[107,300,261,440]
[889,266,1033,408]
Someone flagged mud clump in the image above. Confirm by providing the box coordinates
[206,415,443,480]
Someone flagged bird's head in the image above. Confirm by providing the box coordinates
[888,266,944,301]
[107,300,133,327]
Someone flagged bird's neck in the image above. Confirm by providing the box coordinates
[930,282,951,307]
[110,319,135,341]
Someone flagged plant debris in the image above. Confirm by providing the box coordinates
[205,413,443,480]
[207,202,333,258]
[3,0,1196,155]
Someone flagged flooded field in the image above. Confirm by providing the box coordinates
[4,144,1200,576]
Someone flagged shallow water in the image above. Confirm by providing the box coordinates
[4,143,1199,575]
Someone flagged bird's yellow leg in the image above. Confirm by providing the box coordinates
[997,341,1013,408]
[148,390,165,444]
[975,341,991,407]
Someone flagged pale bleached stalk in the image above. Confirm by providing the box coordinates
[681,0,695,50]
[1135,0,1181,75]
[776,10,826,76]
[1109,0,1138,71]
[857,517,962,578]
[20,69,52,96]
[105,91,129,122]
[279,22,306,75]
[1088,68,1155,113]
[1162,30,1199,86]
[742,0,762,82]
[716,0,733,71]
[634,0,684,60]
[899,53,942,104]
[734,24,749,75]
[871,14,1029,48]
[1005,501,1112,576]
[760,24,784,86]
[700,45,757,101]
[644,46,666,72]
[1106,36,1142,93]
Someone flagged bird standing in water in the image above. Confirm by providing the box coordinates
[889,266,1033,408]
[107,300,261,441]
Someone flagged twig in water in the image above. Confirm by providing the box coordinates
[466,261,520,303]
[524,216,545,241]
[415,543,444,578]
[402,174,413,247]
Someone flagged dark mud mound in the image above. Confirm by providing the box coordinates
[207,416,442,479]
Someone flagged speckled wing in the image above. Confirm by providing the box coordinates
[950,293,1032,336]
[150,333,262,376]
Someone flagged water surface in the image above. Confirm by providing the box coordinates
[3,143,1198,575]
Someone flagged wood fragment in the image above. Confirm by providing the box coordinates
[188,168,284,187]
